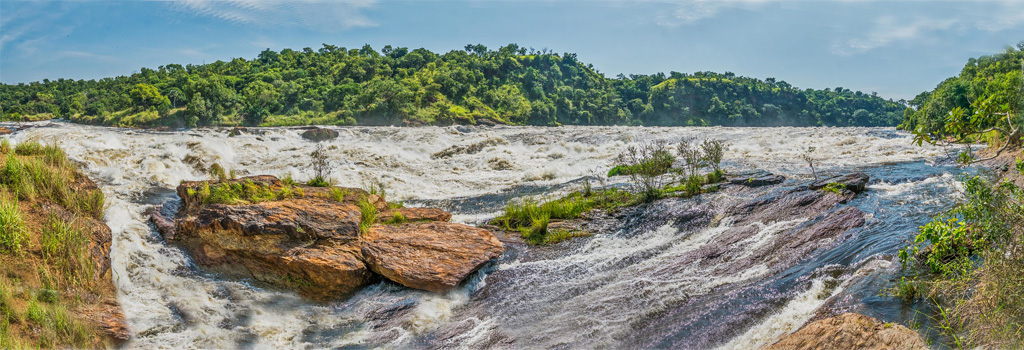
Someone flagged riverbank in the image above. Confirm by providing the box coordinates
[0,140,127,348]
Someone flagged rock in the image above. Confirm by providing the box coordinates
[170,176,504,299]
[301,127,339,142]
[361,221,504,292]
[728,170,786,187]
[764,313,927,350]
[147,205,177,240]
[228,126,247,137]
[177,198,363,243]
[378,207,452,223]
[0,127,12,135]
[809,172,870,193]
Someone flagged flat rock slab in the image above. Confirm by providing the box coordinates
[378,207,452,223]
[279,243,375,299]
[362,221,504,292]
[178,198,362,242]
[728,170,786,187]
[764,313,926,350]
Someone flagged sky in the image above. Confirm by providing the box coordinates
[1,0,1022,100]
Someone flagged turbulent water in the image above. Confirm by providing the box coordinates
[5,122,962,349]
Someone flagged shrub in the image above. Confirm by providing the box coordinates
[0,140,10,155]
[357,197,378,233]
[1016,156,1024,174]
[614,141,675,202]
[0,195,27,255]
[700,139,726,173]
[801,146,818,180]
[13,141,44,156]
[364,179,388,201]
[308,144,332,187]
[706,169,725,184]
[683,174,703,197]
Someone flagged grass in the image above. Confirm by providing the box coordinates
[0,140,109,348]
[357,197,378,234]
[40,215,93,289]
[822,182,846,195]
[0,142,105,219]
[0,194,27,255]
[187,180,301,206]
[329,188,348,202]
[383,211,407,225]
[307,176,331,187]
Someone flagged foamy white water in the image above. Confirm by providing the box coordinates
[5,122,954,348]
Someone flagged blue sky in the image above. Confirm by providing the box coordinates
[1,1,1022,100]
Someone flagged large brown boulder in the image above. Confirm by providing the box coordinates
[764,313,927,350]
[361,222,504,292]
[164,175,504,299]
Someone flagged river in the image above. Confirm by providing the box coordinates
[6,123,959,349]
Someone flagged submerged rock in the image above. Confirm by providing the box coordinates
[163,175,503,300]
[301,127,339,142]
[809,172,870,193]
[764,313,926,350]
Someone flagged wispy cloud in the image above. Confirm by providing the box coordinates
[830,1,1024,55]
[653,0,770,27]
[831,17,958,55]
[167,0,379,31]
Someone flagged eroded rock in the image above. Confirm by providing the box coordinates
[362,222,504,292]
[764,313,926,350]
[168,175,503,299]
[301,127,339,142]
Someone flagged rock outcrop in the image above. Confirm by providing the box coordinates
[159,175,503,300]
[764,313,927,350]
[362,222,505,292]
[728,170,787,187]
[300,127,339,142]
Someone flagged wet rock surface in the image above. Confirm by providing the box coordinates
[764,313,927,350]
[158,175,503,300]
[300,127,339,142]
[728,169,787,187]
[362,222,505,292]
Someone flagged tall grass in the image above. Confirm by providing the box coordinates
[357,197,378,234]
[493,195,593,231]
[0,142,105,219]
[40,215,93,288]
[0,194,27,255]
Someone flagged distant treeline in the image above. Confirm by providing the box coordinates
[899,43,1024,134]
[1,43,906,128]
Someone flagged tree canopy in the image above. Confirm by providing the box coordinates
[1,43,906,128]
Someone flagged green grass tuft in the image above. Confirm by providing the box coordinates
[357,197,378,233]
[0,195,27,255]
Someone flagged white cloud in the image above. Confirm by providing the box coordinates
[831,17,958,55]
[168,0,379,31]
[653,0,772,27]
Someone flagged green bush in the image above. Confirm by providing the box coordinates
[0,140,10,155]
[822,182,846,195]
[307,176,330,187]
[0,196,27,255]
[383,211,407,225]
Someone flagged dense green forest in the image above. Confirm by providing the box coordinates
[1,43,905,128]
[899,43,1024,135]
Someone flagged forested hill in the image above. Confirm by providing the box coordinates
[898,44,1023,135]
[1,44,905,128]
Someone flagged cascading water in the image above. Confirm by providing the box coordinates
[6,122,960,349]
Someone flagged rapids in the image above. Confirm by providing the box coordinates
[5,122,960,349]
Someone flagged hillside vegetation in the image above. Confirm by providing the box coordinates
[1,44,904,128]
[900,43,1024,136]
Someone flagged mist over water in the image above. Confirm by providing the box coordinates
[7,122,959,349]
